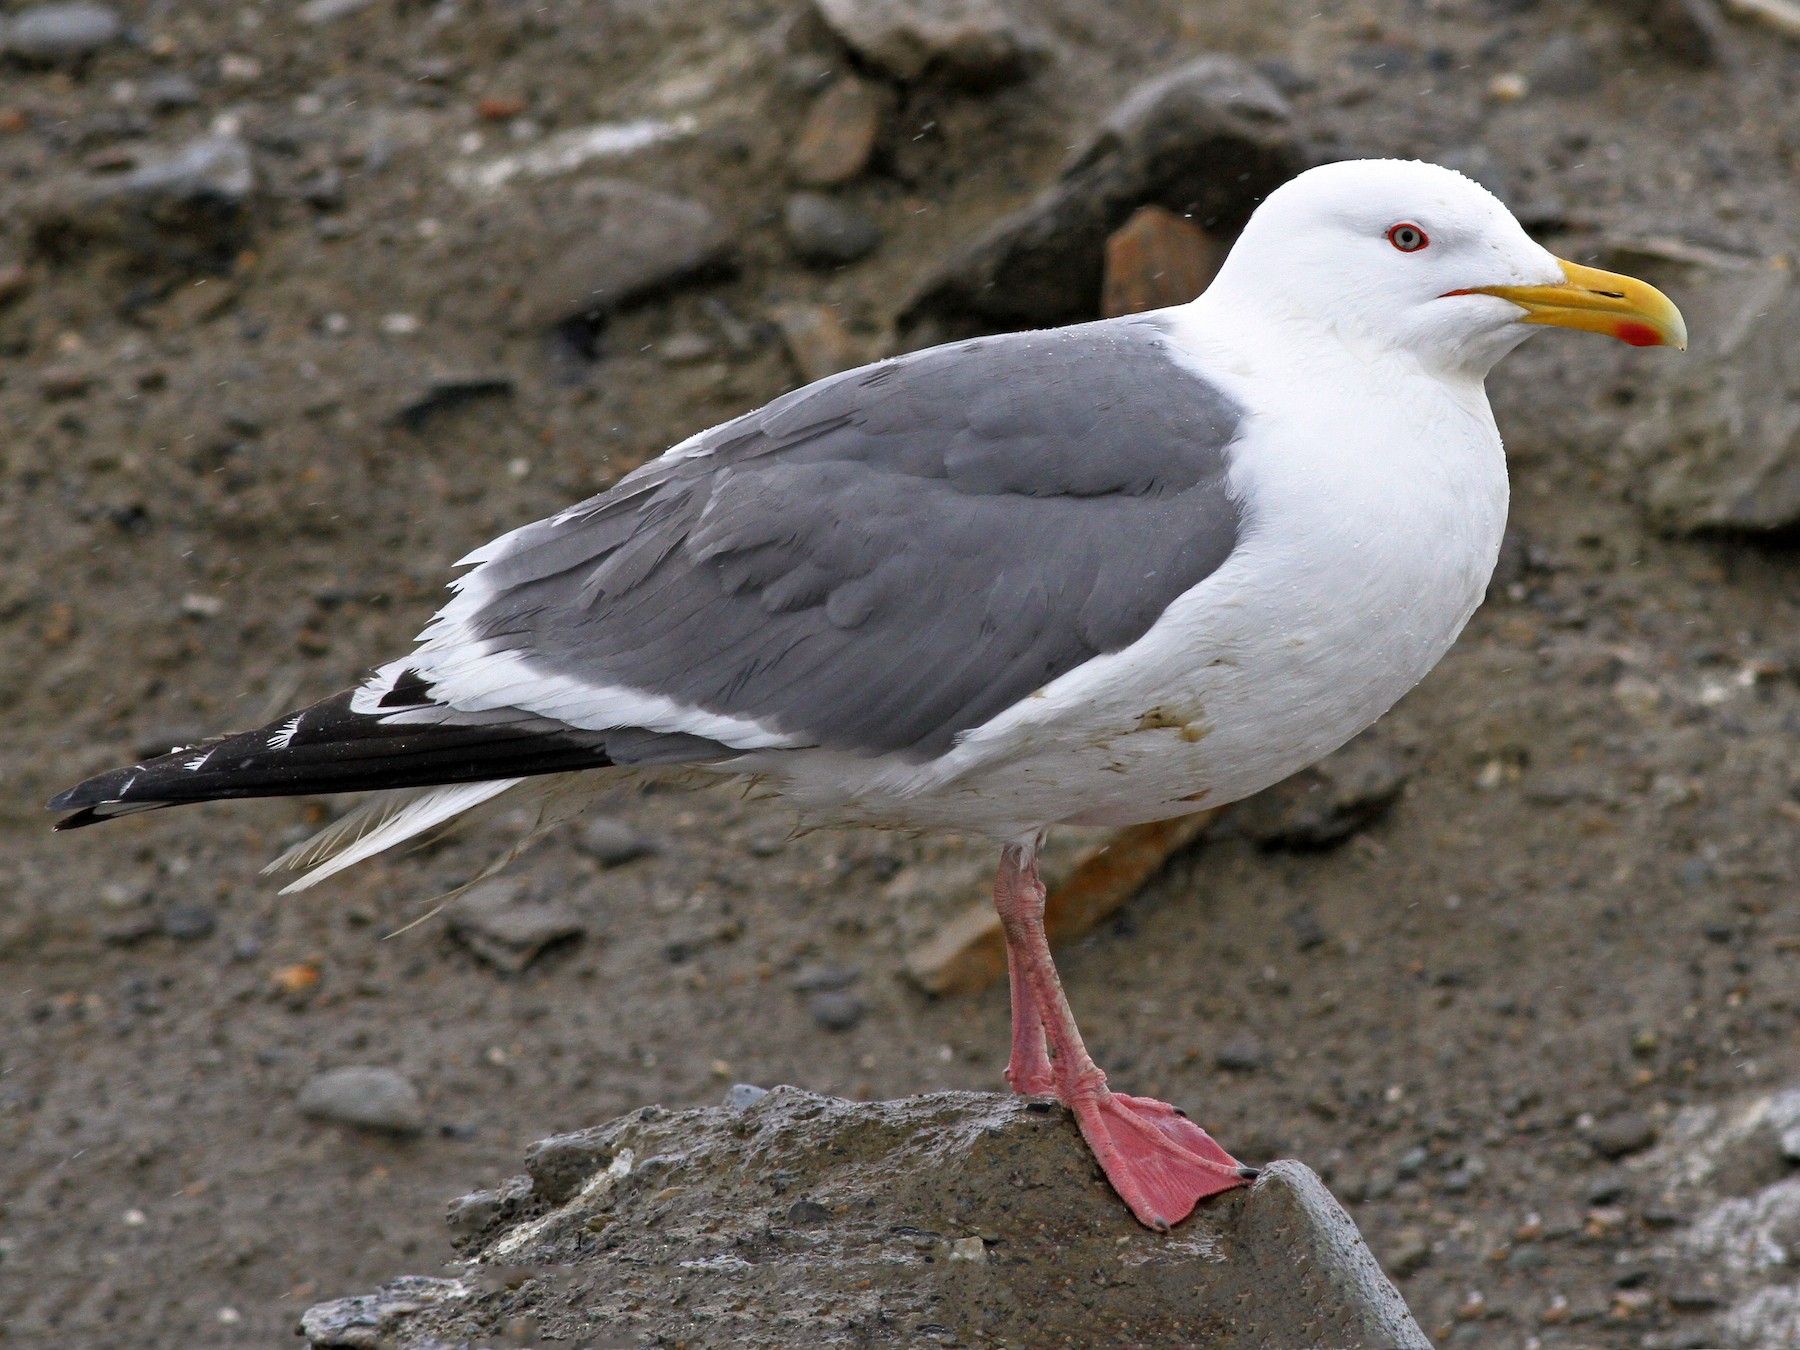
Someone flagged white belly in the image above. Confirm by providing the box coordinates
[746,338,1511,839]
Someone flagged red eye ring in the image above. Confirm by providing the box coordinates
[1387,222,1429,252]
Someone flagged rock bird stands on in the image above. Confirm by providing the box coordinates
[52,160,1685,1229]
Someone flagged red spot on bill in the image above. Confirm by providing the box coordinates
[1615,320,1664,348]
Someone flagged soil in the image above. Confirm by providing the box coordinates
[2,2,1799,1348]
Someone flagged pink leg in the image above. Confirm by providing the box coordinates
[992,842,1254,1229]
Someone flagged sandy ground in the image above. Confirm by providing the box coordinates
[3,1,1799,1347]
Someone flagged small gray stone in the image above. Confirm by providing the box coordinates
[576,816,657,868]
[723,1083,770,1110]
[141,73,201,112]
[811,0,1048,87]
[158,904,215,941]
[1234,731,1412,849]
[1384,1227,1431,1277]
[784,192,881,265]
[1589,1112,1658,1159]
[1215,1031,1266,1072]
[299,1277,467,1349]
[298,1067,425,1135]
[523,1129,612,1204]
[807,989,866,1032]
[445,1175,531,1237]
[3,3,122,64]
[515,180,731,331]
[448,879,586,973]
[791,963,863,992]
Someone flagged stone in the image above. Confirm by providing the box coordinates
[806,989,866,1031]
[1611,249,1800,533]
[2,3,122,64]
[783,191,881,265]
[770,301,863,383]
[723,1082,770,1110]
[140,73,201,112]
[903,56,1305,331]
[158,904,215,941]
[20,134,255,275]
[1385,1226,1432,1277]
[301,1090,1429,1348]
[1215,1030,1267,1071]
[1588,1112,1658,1158]
[448,878,586,973]
[298,1067,426,1135]
[1233,729,1412,849]
[444,1175,531,1239]
[575,815,657,867]
[1630,0,1729,65]
[790,75,888,187]
[513,180,732,332]
[389,375,514,432]
[811,0,1048,88]
[298,1277,468,1349]
[1527,33,1595,96]
[0,263,29,307]
[1100,204,1221,318]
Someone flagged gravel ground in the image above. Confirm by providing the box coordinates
[3,2,1799,1347]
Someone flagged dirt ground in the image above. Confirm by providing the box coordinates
[3,1,1799,1347]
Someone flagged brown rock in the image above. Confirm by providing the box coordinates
[790,76,888,187]
[770,301,863,383]
[1100,204,1221,318]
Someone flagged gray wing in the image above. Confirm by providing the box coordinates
[410,315,1245,760]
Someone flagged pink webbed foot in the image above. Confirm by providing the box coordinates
[1070,1089,1253,1230]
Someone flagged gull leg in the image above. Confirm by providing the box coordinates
[992,842,1253,1229]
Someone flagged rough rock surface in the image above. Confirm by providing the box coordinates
[903,55,1306,331]
[302,1088,1426,1348]
[812,0,1048,88]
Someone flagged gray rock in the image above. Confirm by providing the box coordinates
[21,134,255,274]
[523,1128,616,1205]
[1215,1030,1267,1072]
[1527,33,1596,96]
[791,962,863,992]
[302,1089,1429,1348]
[1234,729,1412,849]
[298,1067,426,1135]
[784,192,882,265]
[575,815,657,867]
[1630,0,1728,67]
[140,73,201,112]
[444,1174,532,1239]
[513,179,732,331]
[1612,250,1800,533]
[158,904,215,941]
[811,0,1048,87]
[448,879,586,973]
[806,989,867,1031]
[298,1276,468,1349]
[903,56,1306,331]
[1589,1111,1658,1158]
[2,3,122,64]
[723,1082,770,1110]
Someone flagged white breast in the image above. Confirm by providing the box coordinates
[752,311,1511,838]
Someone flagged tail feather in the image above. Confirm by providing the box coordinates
[48,688,617,828]
[264,778,524,893]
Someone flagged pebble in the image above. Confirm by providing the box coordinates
[786,1198,831,1226]
[783,192,881,265]
[948,1235,987,1262]
[1385,1226,1431,1277]
[791,963,863,992]
[657,331,716,365]
[806,989,866,1032]
[158,904,216,941]
[790,76,887,187]
[1214,1030,1267,1072]
[0,263,28,307]
[811,0,1048,87]
[770,301,863,383]
[1100,205,1220,318]
[517,180,731,331]
[37,366,93,400]
[576,815,658,866]
[2,2,122,64]
[297,1066,426,1135]
[140,73,201,112]
[1588,1112,1658,1159]
[722,1083,770,1110]
[448,879,587,973]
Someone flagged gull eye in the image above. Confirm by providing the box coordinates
[1387,222,1429,253]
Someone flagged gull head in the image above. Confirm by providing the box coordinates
[1205,158,1686,377]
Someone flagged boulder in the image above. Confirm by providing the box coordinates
[902,56,1307,332]
[301,1088,1428,1347]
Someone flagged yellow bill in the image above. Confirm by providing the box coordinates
[1454,259,1687,349]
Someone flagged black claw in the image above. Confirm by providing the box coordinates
[1236,1166,1262,1180]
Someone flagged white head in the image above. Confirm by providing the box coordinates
[1205,159,1685,378]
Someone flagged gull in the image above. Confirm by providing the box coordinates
[51,159,1685,1229]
